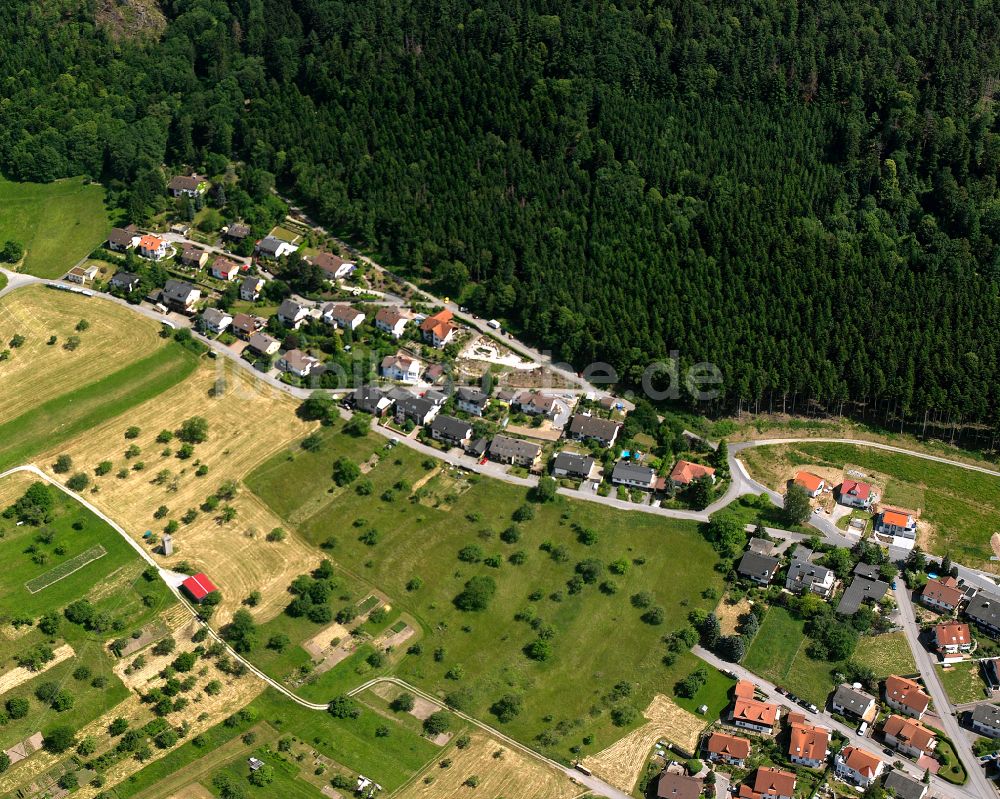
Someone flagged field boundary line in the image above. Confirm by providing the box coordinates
[24,543,107,593]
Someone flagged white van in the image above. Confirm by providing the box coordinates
[857,721,869,736]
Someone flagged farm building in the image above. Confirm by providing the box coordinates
[181,573,219,603]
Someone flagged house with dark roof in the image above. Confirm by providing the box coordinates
[965,592,1000,637]
[488,435,541,468]
[737,551,780,586]
[831,684,877,722]
[247,331,280,357]
[514,391,557,417]
[240,276,265,302]
[785,548,834,597]
[375,307,408,338]
[256,235,297,259]
[225,222,251,242]
[456,386,490,416]
[349,386,394,417]
[430,415,472,447]
[167,174,209,197]
[552,452,596,481]
[200,308,232,335]
[107,224,138,251]
[232,313,263,340]
[883,771,927,799]
[969,703,1000,738]
[277,298,311,329]
[309,251,355,280]
[276,349,320,378]
[180,245,208,269]
[109,271,142,293]
[395,394,439,426]
[611,460,657,491]
[162,279,201,313]
[323,303,365,330]
[566,414,621,448]
[836,570,889,616]
[66,265,98,284]
[655,771,702,799]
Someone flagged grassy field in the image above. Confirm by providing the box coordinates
[0,473,176,752]
[0,176,109,278]
[939,661,990,705]
[0,285,166,423]
[851,632,917,676]
[0,342,198,472]
[741,442,1000,565]
[245,427,726,762]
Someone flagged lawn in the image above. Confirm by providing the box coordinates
[0,342,198,471]
[0,474,176,751]
[741,442,1000,565]
[851,632,917,677]
[939,661,989,705]
[244,428,727,763]
[0,176,110,278]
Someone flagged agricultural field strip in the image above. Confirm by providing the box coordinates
[24,544,106,593]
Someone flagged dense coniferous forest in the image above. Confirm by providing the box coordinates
[2,0,1000,433]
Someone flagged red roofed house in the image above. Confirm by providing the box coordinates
[211,257,243,281]
[882,715,937,758]
[668,460,716,490]
[884,675,931,719]
[737,767,796,799]
[921,576,964,614]
[704,731,751,767]
[419,309,458,348]
[138,234,169,260]
[181,573,218,603]
[655,771,702,799]
[876,509,917,540]
[731,695,780,735]
[734,679,756,699]
[935,620,973,657]
[793,471,825,497]
[838,479,874,508]
[835,746,884,788]
[787,713,829,768]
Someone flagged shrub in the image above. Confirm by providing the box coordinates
[66,473,90,492]
[454,576,497,611]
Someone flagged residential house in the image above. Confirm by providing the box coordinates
[200,308,232,335]
[180,245,208,269]
[837,479,874,508]
[921,576,965,614]
[323,303,365,330]
[737,551,780,587]
[225,223,251,243]
[566,414,622,448]
[256,235,297,260]
[420,309,458,348]
[211,257,242,281]
[107,224,138,251]
[310,251,355,280]
[277,299,311,329]
[965,592,1000,637]
[488,435,541,469]
[380,353,422,383]
[876,509,917,540]
[785,548,834,597]
[882,715,936,758]
[703,732,750,767]
[232,313,262,340]
[669,460,717,490]
[655,772,702,799]
[730,682,780,735]
[395,394,439,426]
[247,332,280,357]
[109,271,141,293]
[161,279,201,313]
[240,276,265,302]
[969,704,1000,738]
[836,566,889,615]
[834,747,883,788]
[456,386,490,416]
[276,349,320,378]
[884,675,930,719]
[349,386,394,418]
[831,684,877,722]
[935,620,973,656]
[515,391,558,417]
[138,234,169,260]
[793,471,825,497]
[167,174,208,198]
[424,389,449,406]
[611,460,658,491]
[552,452,596,480]
[883,771,928,799]
[430,415,472,447]
[375,307,408,338]
[737,767,796,799]
[787,713,829,768]
[66,265,98,284]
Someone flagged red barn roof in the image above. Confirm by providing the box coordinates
[182,572,218,601]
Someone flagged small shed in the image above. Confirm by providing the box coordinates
[181,572,218,603]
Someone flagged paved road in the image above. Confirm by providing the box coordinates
[349,677,630,799]
[893,584,996,798]
[693,646,978,799]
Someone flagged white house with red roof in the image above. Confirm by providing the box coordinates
[834,746,883,788]
[138,234,169,260]
[935,620,973,658]
[876,509,917,540]
[668,460,716,490]
[837,479,874,508]
[793,471,825,497]
[921,576,964,614]
[884,675,930,719]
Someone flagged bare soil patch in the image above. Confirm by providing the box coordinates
[395,731,579,799]
[0,643,74,695]
[715,597,752,637]
[581,695,704,793]
[38,363,319,623]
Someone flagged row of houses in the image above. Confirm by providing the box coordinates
[794,470,917,540]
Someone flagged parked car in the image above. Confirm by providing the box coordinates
[857,721,869,736]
